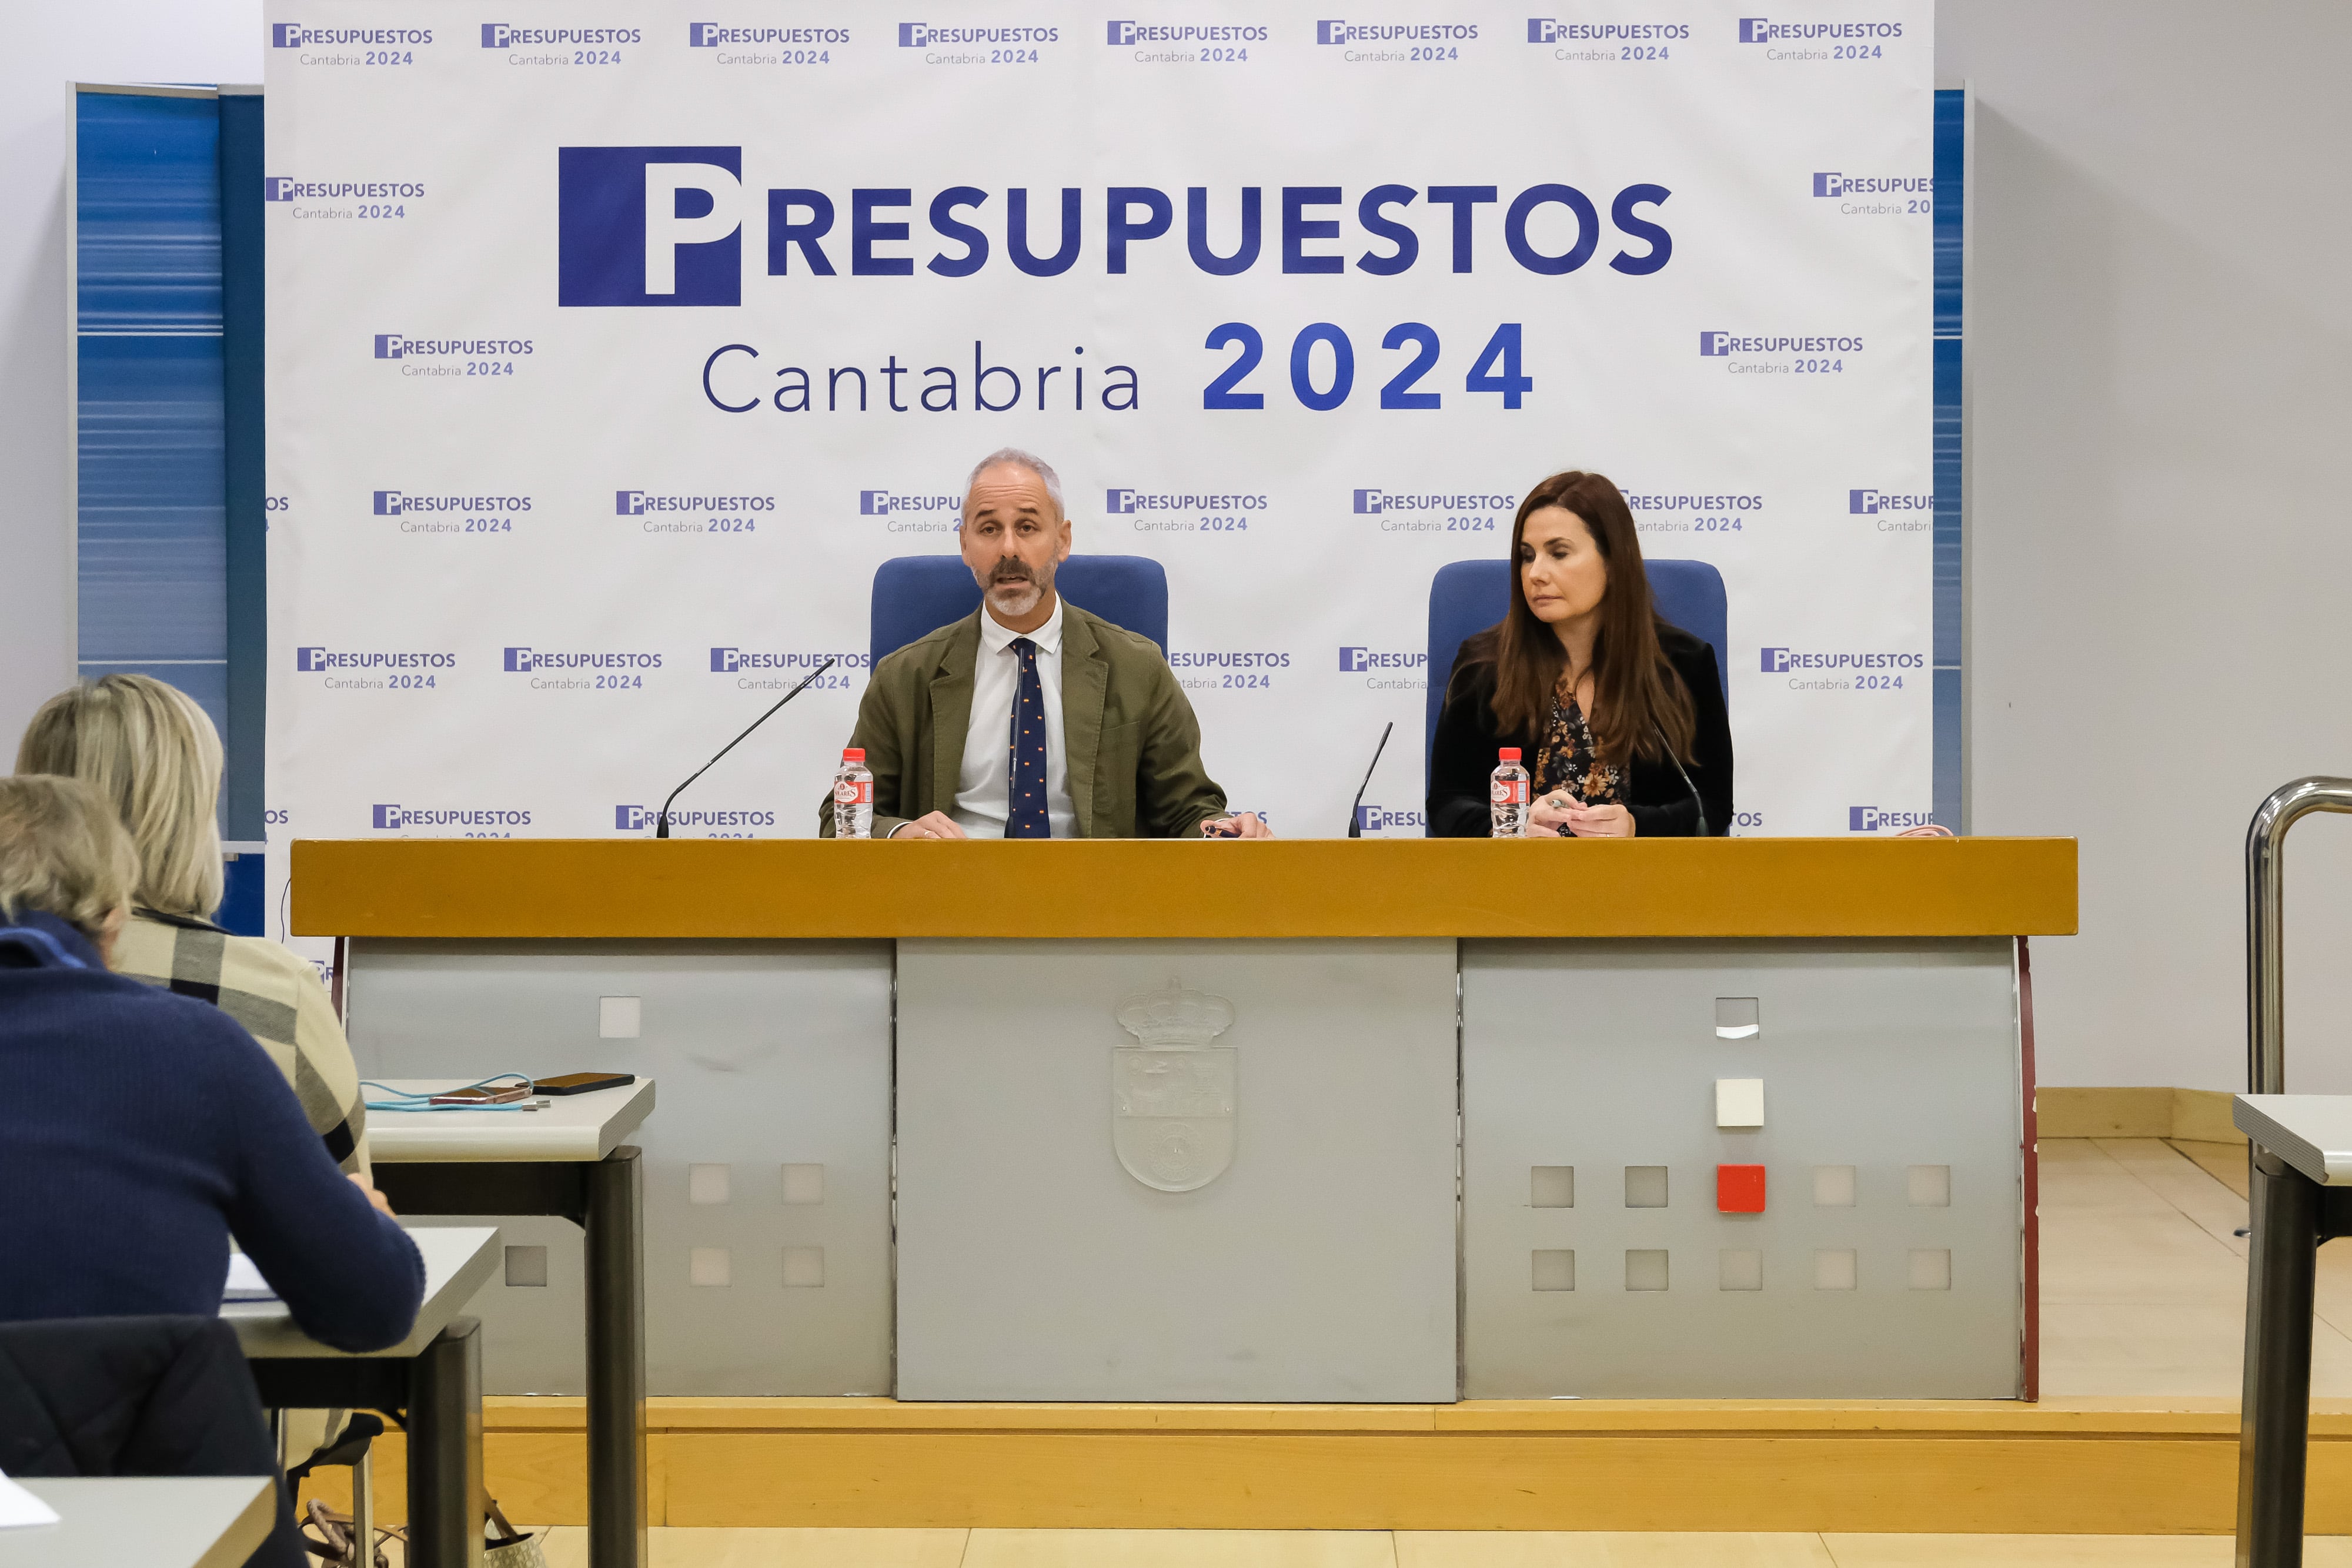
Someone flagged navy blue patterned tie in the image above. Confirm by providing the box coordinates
[1005,636,1051,838]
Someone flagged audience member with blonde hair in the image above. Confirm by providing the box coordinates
[16,674,370,1174]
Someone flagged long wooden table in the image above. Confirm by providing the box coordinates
[296,837,2075,940]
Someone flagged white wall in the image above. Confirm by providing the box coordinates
[5,3,2346,1091]
[0,1,260,749]
[1944,0,2352,1091]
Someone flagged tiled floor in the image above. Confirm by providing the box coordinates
[2040,1136,2352,1396]
[447,1139,2337,1566]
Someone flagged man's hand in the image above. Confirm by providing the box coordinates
[890,813,970,840]
[1200,813,1272,839]
[348,1173,397,1218]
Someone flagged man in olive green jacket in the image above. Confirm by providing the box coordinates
[817,449,1269,842]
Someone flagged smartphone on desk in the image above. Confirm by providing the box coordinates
[533,1072,636,1096]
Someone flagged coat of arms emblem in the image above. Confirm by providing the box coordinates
[1111,978,1238,1192]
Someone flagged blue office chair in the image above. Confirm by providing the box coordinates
[870,556,1170,669]
[1424,558,1729,771]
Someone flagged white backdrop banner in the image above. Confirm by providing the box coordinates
[263,0,1935,899]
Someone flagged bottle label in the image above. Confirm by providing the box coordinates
[1491,778,1527,805]
[834,778,871,806]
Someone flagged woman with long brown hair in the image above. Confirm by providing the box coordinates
[1427,470,1732,837]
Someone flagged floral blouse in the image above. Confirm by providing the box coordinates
[1534,690,1622,805]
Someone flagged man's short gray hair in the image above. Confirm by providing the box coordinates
[964,448,1064,517]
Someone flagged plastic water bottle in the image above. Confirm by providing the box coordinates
[832,748,873,840]
[1491,747,1530,838]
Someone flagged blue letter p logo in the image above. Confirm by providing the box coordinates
[558,147,744,307]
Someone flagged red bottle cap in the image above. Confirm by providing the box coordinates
[1498,748,1521,762]
[843,748,865,763]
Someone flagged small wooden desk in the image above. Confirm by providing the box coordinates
[369,1083,653,1568]
[0,1477,273,1568]
[229,1225,499,1568]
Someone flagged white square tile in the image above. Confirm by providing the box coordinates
[1626,1249,1669,1292]
[597,995,641,1039]
[1625,1165,1669,1208]
[1532,1249,1576,1291]
[784,1246,826,1288]
[1909,1164,1953,1206]
[1814,1248,1857,1291]
[1909,1248,1952,1290]
[782,1163,827,1205]
[1716,1078,1765,1128]
[1720,1249,1763,1292]
[1814,1165,1857,1206]
[689,1164,731,1205]
[689,1246,731,1288]
[1531,1166,1575,1208]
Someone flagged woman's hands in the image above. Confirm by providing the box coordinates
[1529,794,1637,839]
[348,1173,397,1218]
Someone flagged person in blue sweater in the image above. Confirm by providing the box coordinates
[0,773,423,1352]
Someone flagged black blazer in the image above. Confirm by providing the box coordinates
[0,1316,306,1568]
[1426,626,1733,838]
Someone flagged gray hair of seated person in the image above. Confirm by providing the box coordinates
[964,447,1064,519]
[0,773,142,945]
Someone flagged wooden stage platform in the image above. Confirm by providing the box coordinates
[310,1395,2352,1536]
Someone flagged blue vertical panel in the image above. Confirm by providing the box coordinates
[1931,88,1965,830]
[74,91,229,744]
[219,91,267,851]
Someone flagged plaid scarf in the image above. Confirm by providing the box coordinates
[109,910,369,1176]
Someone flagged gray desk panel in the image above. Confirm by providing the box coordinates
[347,939,892,1396]
[1461,939,2023,1399]
[1,1477,274,1568]
[895,938,1458,1402]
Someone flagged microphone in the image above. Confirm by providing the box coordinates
[1655,721,1709,838]
[1344,721,1395,838]
[655,657,839,838]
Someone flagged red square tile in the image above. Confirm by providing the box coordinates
[1718,1164,1766,1213]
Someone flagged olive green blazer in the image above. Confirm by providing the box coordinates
[816,603,1230,839]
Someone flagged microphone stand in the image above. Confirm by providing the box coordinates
[1655,720,1709,838]
[1345,721,1395,838]
[656,657,838,838]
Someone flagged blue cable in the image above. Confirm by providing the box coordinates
[362,1073,537,1112]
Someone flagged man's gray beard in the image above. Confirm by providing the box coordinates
[984,573,1049,617]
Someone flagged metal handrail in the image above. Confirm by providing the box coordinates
[2246,777,2352,1094]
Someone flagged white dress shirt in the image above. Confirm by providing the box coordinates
[951,596,1078,838]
